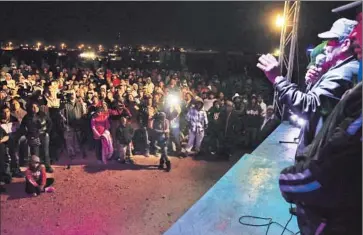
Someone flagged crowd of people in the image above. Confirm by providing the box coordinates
[0,59,279,194]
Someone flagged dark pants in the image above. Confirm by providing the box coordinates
[18,136,28,166]
[29,133,51,168]
[0,143,10,183]
[25,178,54,195]
[6,134,20,171]
[154,135,169,163]
[94,139,102,161]
[296,206,362,235]
[245,127,258,148]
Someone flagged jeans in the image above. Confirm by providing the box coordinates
[18,136,28,166]
[155,135,169,162]
[119,143,133,161]
[64,128,86,158]
[185,130,205,153]
[169,127,181,152]
[29,133,51,168]
[7,136,19,171]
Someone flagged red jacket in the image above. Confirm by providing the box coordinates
[91,112,110,139]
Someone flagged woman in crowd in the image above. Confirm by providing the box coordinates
[90,105,111,163]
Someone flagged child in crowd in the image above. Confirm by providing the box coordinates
[25,155,55,197]
[115,117,135,164]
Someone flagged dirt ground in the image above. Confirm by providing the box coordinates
[0,149,247,235]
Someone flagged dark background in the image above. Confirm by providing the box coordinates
[0,1,357,53]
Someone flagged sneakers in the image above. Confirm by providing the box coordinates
[45,186,55,193]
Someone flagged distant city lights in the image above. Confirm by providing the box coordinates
[79,51,96,60]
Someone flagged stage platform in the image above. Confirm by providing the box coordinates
[164,122,301,235]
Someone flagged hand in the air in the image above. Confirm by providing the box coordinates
[257,54,281,84]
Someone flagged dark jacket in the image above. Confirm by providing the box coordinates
[279,82,362,220]
[116,124,134,145]
[244,104,263,128]
[275,56,359,157]
[257,115,280,143]
[64,100,85,129]
[218,110,243,139]
[20,111,52,138]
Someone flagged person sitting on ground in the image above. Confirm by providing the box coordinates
[25,155,55,197]
[116,117,135,164]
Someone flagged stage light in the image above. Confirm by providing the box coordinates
[9,42,12,46]
[166,94,180,106]
[290,114,298,122]
[276,14,285,28]
[61,43,66,49]
[297,118,306,126]
[273,48,280,57]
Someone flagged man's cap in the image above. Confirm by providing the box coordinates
[318,18,358,41]
[266,105,274,111]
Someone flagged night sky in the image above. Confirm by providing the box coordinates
[0,1,357,53]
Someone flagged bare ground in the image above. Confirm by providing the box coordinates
[0,150,247,235]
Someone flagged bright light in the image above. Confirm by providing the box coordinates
[61,43,66,49]
[79,51,96,60]
[37,42,41,46]
[290,114,298,122]
[9,42,12,45]
[273,48,280,57]
[276,14,285,28]
[297,118,306,126]
[167,94,180,106]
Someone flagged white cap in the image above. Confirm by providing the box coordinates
[318,18,358,41]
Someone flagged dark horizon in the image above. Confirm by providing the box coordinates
[0,1,356,53]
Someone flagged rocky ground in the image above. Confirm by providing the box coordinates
[0,149,247,235]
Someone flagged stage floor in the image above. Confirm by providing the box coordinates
[164,122,301,235]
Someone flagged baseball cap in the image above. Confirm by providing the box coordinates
[318,18,358,41]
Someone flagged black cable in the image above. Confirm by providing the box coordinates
[238,204,300,235]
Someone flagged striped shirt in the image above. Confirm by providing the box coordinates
[186,108,208,133]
